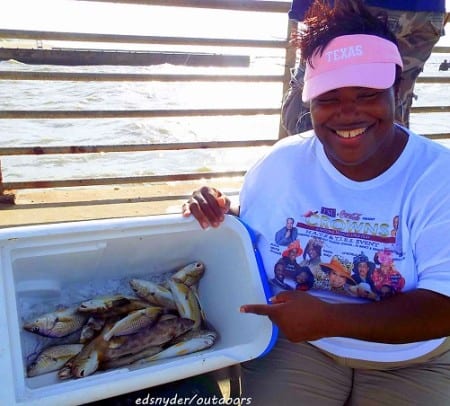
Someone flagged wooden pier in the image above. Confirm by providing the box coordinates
[0,0,449,228]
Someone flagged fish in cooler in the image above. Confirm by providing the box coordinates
[170,261,205,287]
[100,345,163,370]
[135,329,218,364]
[167,280,203,329]
[80,316,106,344]
[23,260,216,381]
[27,344,84,377]
[129,278,178,310]
[78,295,150,318]
[70,322,114,378]
[69,316,195,378]
[103,306,163,341]
[78,294,131,313]
[104,316,195,361]
[23,306,88,338]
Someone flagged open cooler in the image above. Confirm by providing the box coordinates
[0,214,276,405]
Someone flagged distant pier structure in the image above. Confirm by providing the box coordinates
[0,47,250,67]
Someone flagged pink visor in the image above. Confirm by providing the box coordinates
[302,34,403,102]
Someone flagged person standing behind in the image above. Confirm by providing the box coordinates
[281,0,447,134]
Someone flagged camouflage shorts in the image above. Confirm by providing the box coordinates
[281,9,446,135]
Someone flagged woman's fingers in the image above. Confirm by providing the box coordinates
[182,186,229,228]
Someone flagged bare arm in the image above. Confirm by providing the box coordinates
[241,288,450,344]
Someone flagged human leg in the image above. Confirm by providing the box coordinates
[367,8,446,127]
[241,335,353,406]
[280,65,313,135]
[346,347,450,406]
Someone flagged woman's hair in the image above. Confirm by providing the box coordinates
[298,0,398,66]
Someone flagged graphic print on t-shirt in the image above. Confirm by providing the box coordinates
[268,208,406,301]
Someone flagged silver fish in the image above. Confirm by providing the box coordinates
[159,313,178,321]
[103,306,163,341]
[171,261,205,287]
[71,346,101,378]
[27,344,84,377]
[80,316,106,344]
[129,279,177,310]
[79,294,151,321]
[70,323,113,378]
[23,306,88,338]
[100,345,163,370]
[104,317,194,361]
[91,299,151,319]
[78,294,131,313]
[136,329,217,364]
[58,358,75,380]
[167,280,202,329]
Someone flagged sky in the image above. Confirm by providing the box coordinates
[0,1,287,40]
[1,0,449,45]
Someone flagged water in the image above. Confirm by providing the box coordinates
[0,53,449,183]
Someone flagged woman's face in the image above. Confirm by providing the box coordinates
[308,246,319,259]
[310,86,404,181]
[329,270,346,288]
[358,262,369,278]
[274,265,285,280]
[289,249,298,260]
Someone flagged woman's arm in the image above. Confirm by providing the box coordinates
[241,288,450,344]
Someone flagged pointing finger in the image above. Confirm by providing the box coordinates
[240,303,273,316]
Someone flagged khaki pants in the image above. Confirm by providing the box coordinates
[240,335,450,405]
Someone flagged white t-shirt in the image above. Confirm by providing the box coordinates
[239,127,450,362]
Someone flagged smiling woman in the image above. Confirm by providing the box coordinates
[0,1,449,405]
[304,33,405,180]
[182,1,450,405]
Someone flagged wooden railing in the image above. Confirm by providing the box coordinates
[0,0,449,207]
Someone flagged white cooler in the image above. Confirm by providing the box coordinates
[0,214,276,405]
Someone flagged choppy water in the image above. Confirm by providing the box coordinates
[0,53,449,182]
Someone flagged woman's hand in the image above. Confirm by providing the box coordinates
[182,186,232,229]
[240,291,331,342]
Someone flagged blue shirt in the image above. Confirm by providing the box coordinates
[365,0,445,12]
[288,0,445,21]
[288,0,314,21]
